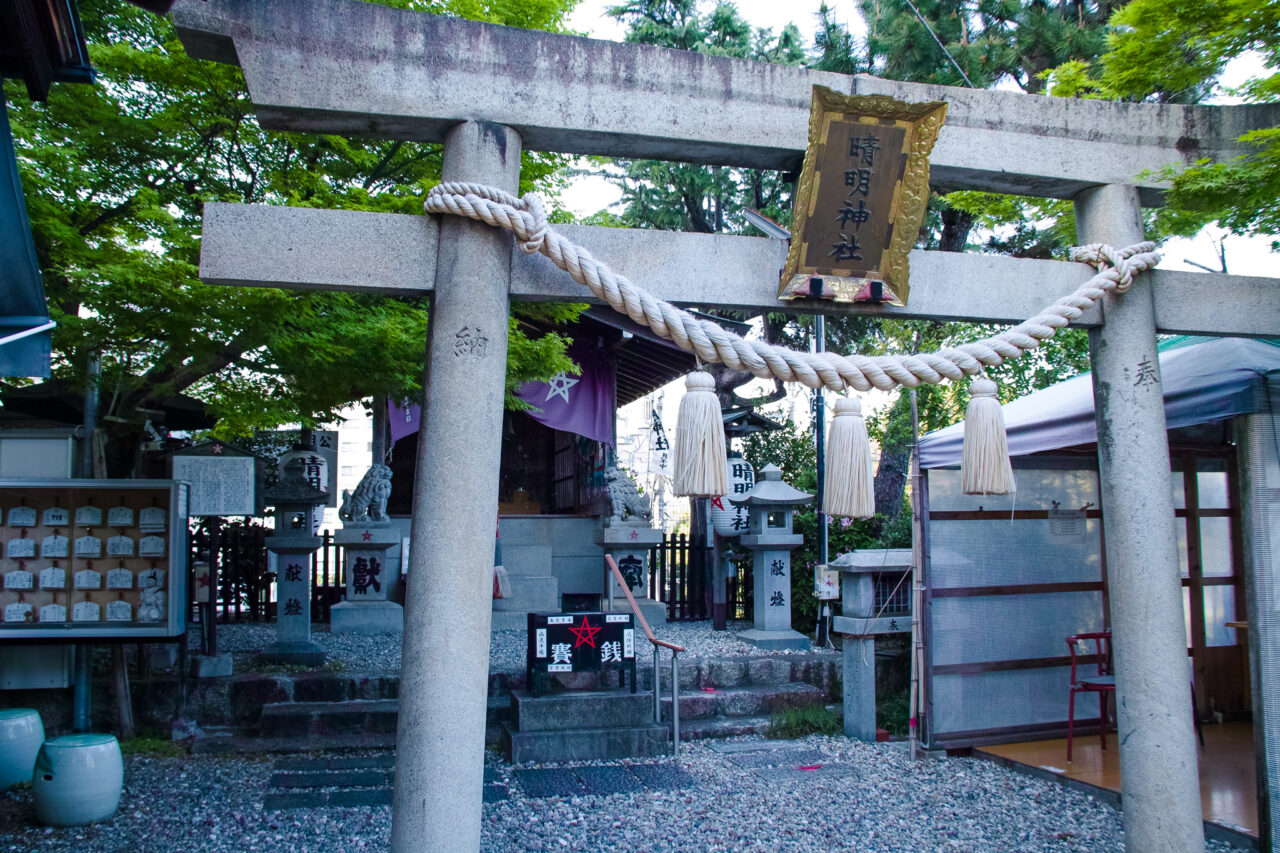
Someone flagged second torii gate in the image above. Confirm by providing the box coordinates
[171,1,1280,851]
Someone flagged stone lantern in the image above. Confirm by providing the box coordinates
[732,463,812,650]
[259,456,328,666]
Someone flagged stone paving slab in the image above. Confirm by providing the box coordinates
[626,763,695,791]
[574,766,646,796]
[270,769,390,789]
[724,748,824,768]
[329,788,394,807]
[753,765,859,783]
[275,754,396,772]
[482,783,511,803]
[704,739,789,754]
[514,768,589,798]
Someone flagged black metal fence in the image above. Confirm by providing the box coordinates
[648,533,712,621]
[190,522,348,623]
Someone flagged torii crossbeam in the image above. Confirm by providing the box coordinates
[171,2,1280,851]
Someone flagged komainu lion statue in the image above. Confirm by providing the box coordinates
[340,464,393,523]
[604,465,652,525]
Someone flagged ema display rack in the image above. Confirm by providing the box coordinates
[0,480,189,639]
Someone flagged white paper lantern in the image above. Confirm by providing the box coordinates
[710,456,755,538]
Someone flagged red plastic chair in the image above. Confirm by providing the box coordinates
[1066,632,1115,762]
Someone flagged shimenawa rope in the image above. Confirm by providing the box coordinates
[423,182,1159,393]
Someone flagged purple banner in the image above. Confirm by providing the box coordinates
[388,398,421,445]
[516,345,615,445]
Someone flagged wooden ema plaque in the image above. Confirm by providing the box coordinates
[780,86,947,307]
[526,611,637,696]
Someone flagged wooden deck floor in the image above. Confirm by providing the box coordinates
[976,722,1257,838]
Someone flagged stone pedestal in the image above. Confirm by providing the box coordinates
[737,530,809,650]
[595,525,666,628]
[331,524,403,635]
[830,550,912,741]
[259,532,324,666]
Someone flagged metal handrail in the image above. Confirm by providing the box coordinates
[605,554,686,754]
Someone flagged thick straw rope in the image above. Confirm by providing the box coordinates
[425,183,1158,391]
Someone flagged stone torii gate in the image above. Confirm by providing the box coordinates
[171,2,1280,851]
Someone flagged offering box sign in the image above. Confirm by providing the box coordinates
[4,570,33,590]
[42,507,69,526]
[526,612,637,695]
[5,602,32,623]
[6,538,34,559]
[41,535,68,558]
[75,506,103,527]
[107,506,134,527]
[7,506,35,527]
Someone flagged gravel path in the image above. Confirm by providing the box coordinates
[0,736,1244,852]
[209,619,838,676]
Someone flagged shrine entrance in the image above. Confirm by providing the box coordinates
[170,1,1280,851]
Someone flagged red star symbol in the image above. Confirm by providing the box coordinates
[630,530,639,540]
[211,443,223,454]
[567,616,602,649]
[362,530,373,541]
[710,496,725,511]
[197,574,211,588]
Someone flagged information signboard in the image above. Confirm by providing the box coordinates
[173,441,263,517]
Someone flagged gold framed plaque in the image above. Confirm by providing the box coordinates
[780,86,947,306]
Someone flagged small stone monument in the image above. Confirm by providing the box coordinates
[258,455,327,666]
[733,464,811,650]
[331,464,403,634]
[594,466,665,628]
[830,549,912,740]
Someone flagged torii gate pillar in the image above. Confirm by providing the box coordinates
[391,121,520,852]
[1079,184,1205,853]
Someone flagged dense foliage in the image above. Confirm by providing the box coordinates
[5,0,584,454]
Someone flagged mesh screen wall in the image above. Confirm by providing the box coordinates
[1242,405,1279,849]
[925,464,1105,746]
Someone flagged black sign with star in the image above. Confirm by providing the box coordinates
[527,611,637,695]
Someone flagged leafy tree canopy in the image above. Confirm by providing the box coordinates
[1045,0,1280,242]
[6,0,584,451]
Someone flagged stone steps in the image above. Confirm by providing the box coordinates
[660,682,826,721]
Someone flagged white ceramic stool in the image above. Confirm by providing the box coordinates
[33,734,123,826]
[0,708,44,788]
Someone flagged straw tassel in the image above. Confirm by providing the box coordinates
[823,395,875,518]
[961,375,1015,495]
[492,565,512,600]
[673,371,728,497]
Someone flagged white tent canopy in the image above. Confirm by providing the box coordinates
[919,337,1280,469]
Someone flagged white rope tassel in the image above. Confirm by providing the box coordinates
[961,376,1015,495]
[493,565,512,600]
[824,395,875,519]
[673,371,728,497]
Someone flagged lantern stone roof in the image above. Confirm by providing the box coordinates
[731,464,812,507]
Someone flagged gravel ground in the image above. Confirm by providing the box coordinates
[0,736,1244,852]
[209,619,838,676]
